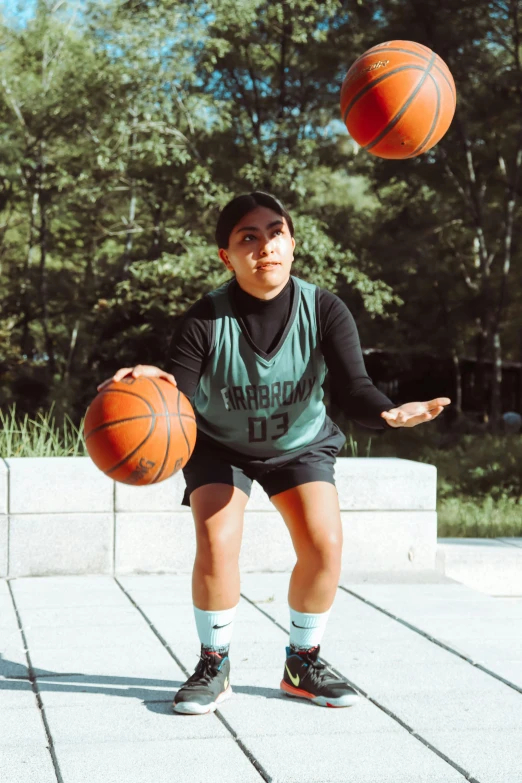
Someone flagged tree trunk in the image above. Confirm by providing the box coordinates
[122,121,138,277]
[63,319,80,384]
[451,350,463,418]
[122,180,137,277]
[490,330,503,431]
[18,190,39,358]
[475,319,489,423]
[149,197,164,261]
[84,215,98,289]
[38,193,56,377]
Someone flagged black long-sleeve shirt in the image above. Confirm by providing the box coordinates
[166,276,396,438]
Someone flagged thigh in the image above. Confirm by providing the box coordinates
[190,483,250,559]
[269,481,343,561]
[182,437,254,507]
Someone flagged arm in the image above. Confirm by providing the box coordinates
[317,289,451,429]
[165,296,214,401]
[317,289,396,430]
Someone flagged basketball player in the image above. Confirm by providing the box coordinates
[98,191,450,714]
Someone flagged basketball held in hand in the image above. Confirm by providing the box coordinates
[84,376,197,485]
[340,40,456,159]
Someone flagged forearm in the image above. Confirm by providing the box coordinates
[318,289,396,431]
[334,377,396,430]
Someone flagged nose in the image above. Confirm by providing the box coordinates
[259,237,275,257]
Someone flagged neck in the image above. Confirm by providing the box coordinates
[234,275,291,300]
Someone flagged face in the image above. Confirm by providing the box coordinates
[218,206,296,299]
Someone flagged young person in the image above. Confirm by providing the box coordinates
[98,191,450,714]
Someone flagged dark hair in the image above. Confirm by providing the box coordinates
[215,191,294,249]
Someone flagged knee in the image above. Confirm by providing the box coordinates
[195,525,240,568]
[297,530,343,571]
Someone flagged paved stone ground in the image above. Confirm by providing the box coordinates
[1,570,522,783]
[438,537,522,596]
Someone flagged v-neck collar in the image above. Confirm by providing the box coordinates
[227,276,300,363]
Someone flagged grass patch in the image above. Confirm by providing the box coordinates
[438,495,522,538]
[0,403,86,457]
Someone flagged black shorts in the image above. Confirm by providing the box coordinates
[181,416,346,507]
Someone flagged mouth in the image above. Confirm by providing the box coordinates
[256,262,281,271]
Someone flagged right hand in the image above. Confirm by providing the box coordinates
[97,365,177,392]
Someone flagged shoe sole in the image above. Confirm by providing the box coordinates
[280,679,359,708]
[172,685,233,715]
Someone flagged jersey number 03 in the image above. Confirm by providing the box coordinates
[248,412,290,443]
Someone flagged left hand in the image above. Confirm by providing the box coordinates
[381,398,451,428]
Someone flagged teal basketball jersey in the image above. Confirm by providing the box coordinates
[192,275,327,457]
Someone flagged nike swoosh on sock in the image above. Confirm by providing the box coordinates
[292,621,319,629]
[213,621,232,629]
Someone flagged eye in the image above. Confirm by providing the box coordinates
[242,234,256,242]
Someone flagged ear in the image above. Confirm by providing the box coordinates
[218,248,233,271]
[291,236,295,251]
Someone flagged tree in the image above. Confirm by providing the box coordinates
[360,0,522,429]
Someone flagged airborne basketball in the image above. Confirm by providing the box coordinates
[340,40,456,159]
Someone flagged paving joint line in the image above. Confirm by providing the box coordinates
[114,577,272,783]
[112,481,117,576]
[339,585,522,695]
[6,580,65,783]
[2,457,10,577]
[240,591,483,783]
[494,538,522,549]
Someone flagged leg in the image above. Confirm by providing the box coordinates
[190,483,249,610]
[270,481,342,613]
[271,481,358,708]
[173,483,248,715]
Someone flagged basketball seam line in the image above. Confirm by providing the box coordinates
[176,387,191,465]
[149,377,171,484]
[405,71,442,158]
[376,47,456,101]
[87,387,155,443]
[343,64,426,124]
[363,53,437,152]
[341,46,455,105]
[85,412,194,439]
[97,388,155,401]
[106,417,156,477]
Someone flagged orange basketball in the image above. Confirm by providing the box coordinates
[340,40,456,159]
[84,376,196,485]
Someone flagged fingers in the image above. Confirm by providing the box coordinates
[97,368,132,392]
[383,406,444,428]
[428,398,451,408]
[130,365,177,385]
[96,366,177,393]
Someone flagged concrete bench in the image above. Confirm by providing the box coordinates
[0,457,436,577]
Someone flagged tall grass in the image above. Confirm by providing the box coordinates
[438,494,522,538]
[0,403,87,457]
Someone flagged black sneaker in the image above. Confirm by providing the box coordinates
[173,647,232,715]
[281,645,359,708]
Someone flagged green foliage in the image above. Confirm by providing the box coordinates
[1,0,522,439]
[365,421,522,503]
[438,495,522,538]
[430,434,522,502]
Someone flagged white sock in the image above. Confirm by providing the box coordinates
[289,606,331,651]
[193,604,237,653]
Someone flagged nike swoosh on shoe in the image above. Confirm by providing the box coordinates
[285,664,300,687]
